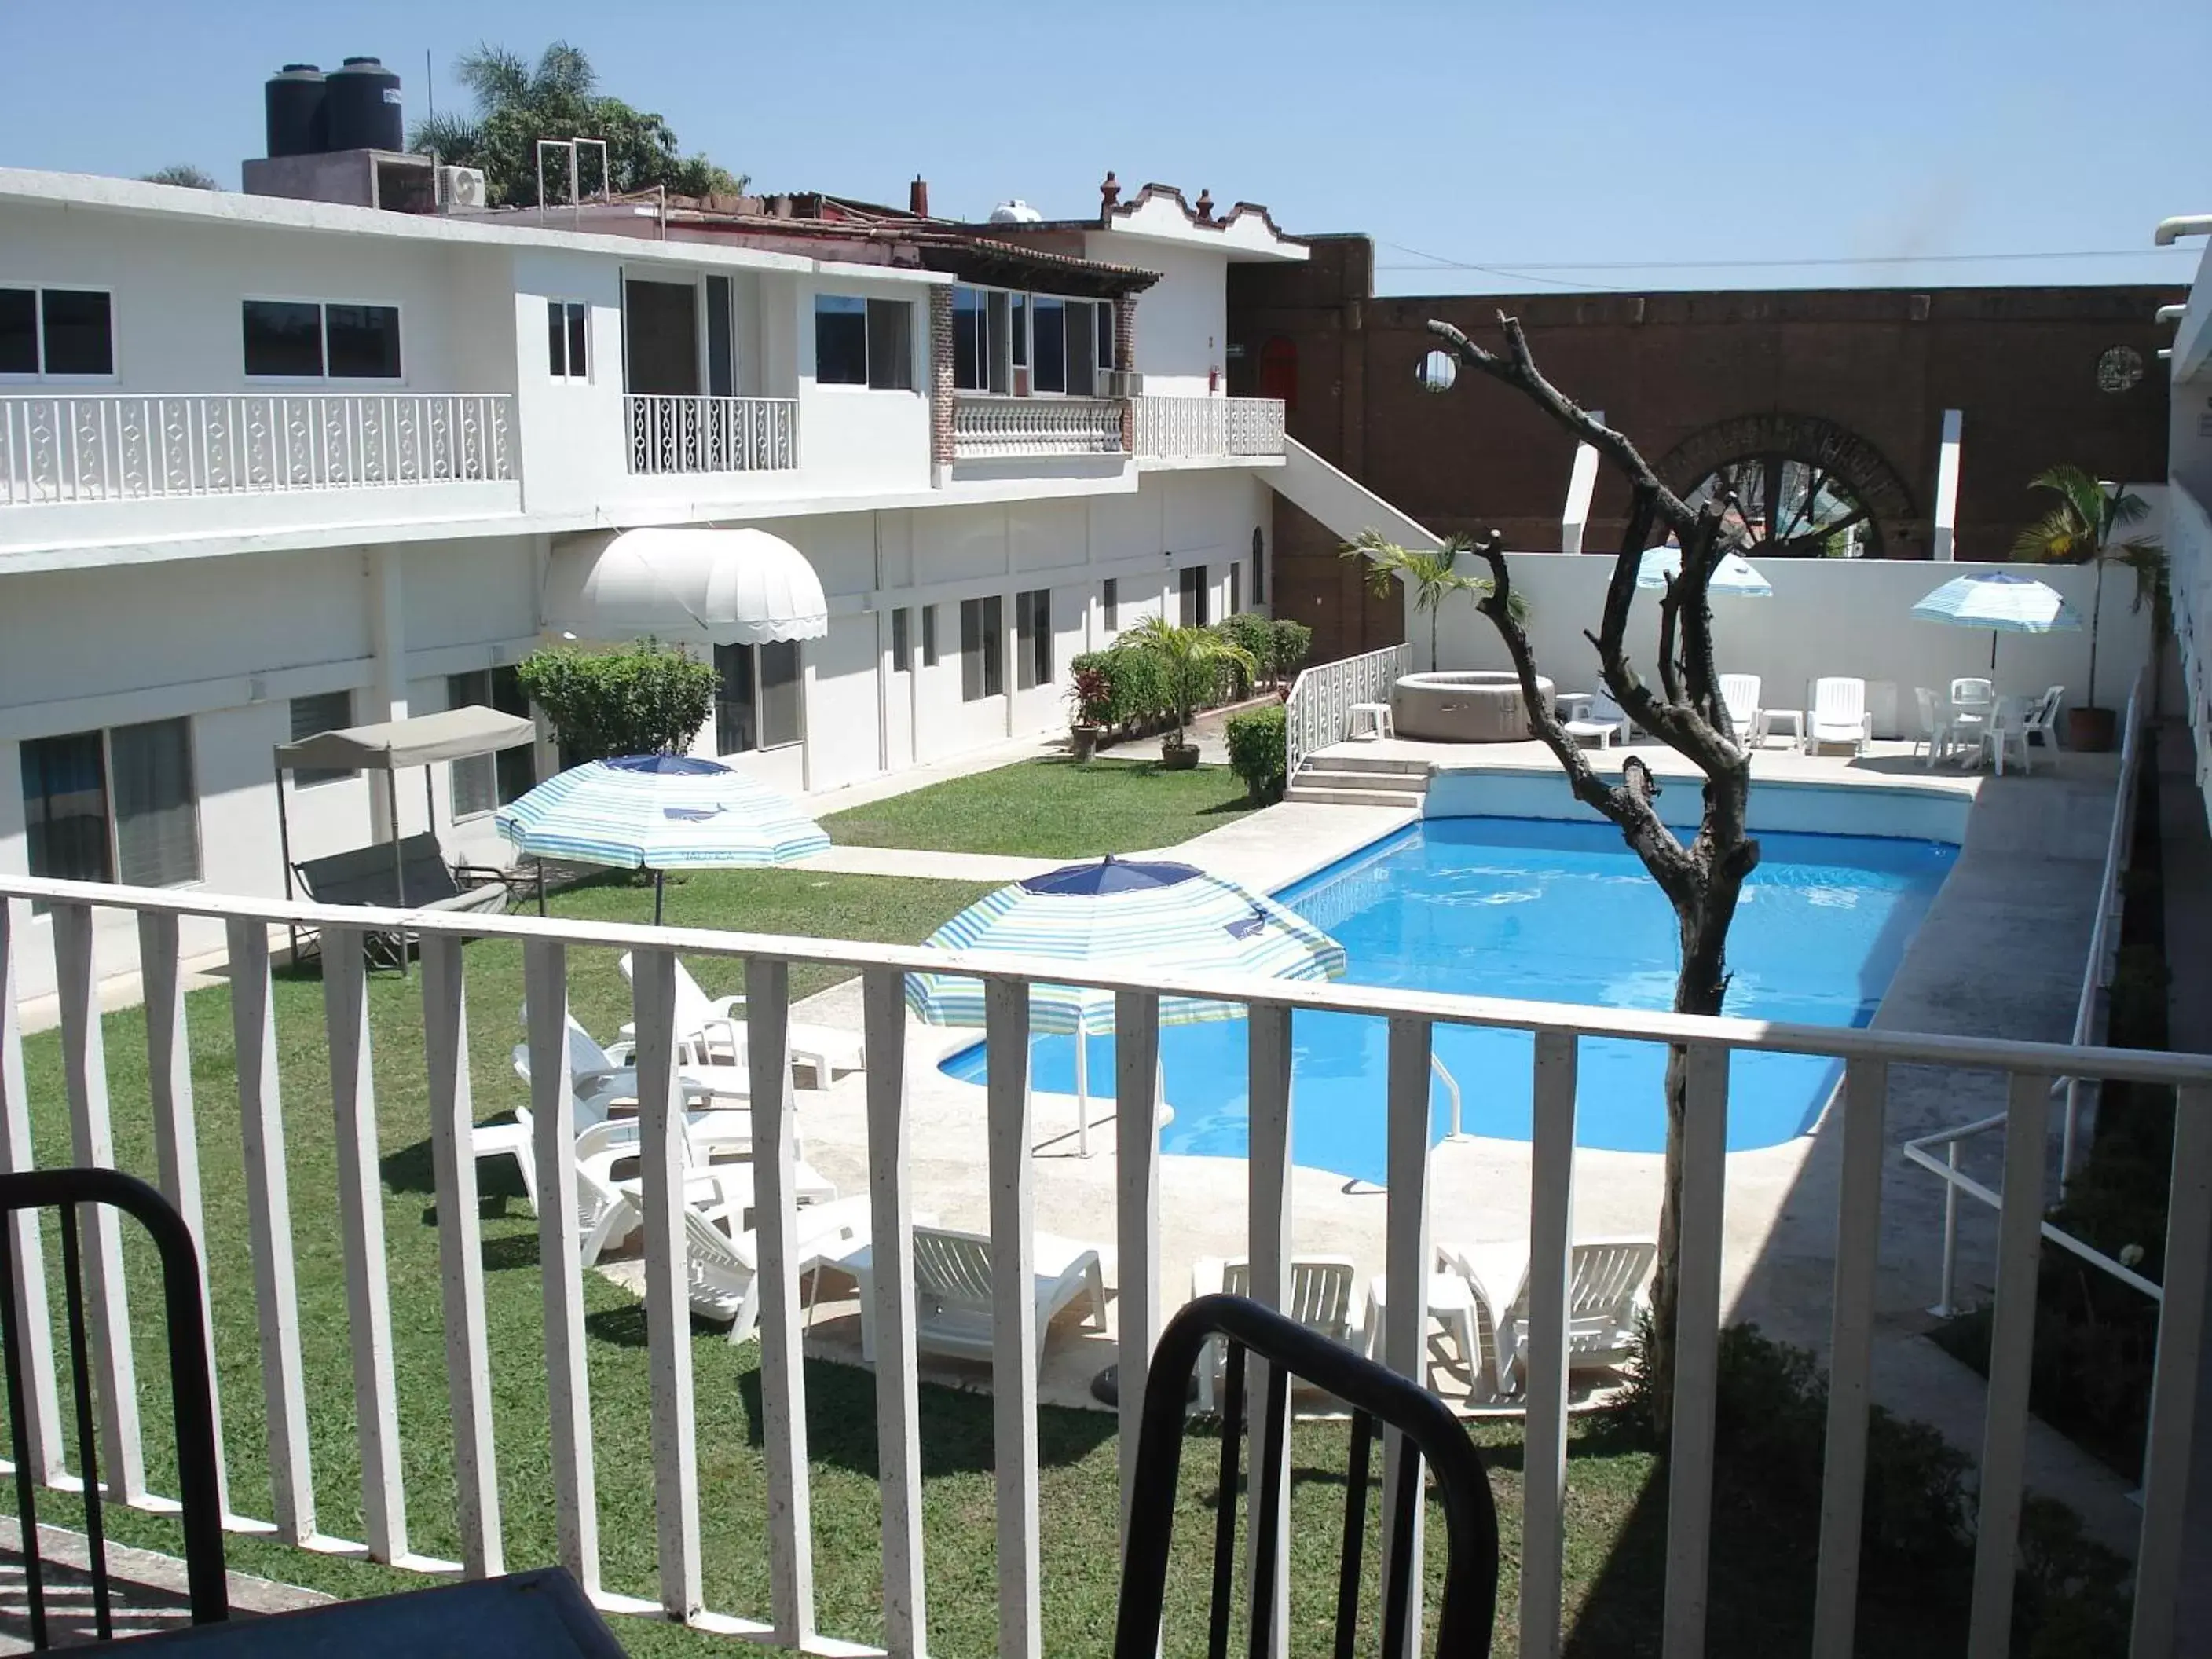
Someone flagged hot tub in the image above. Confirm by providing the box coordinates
[1390,670,1553,742]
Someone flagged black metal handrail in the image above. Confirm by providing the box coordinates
[0,1166,229,1644]
[1113,1292,1500,1658]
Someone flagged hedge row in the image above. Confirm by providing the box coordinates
[1070,615,1313,733]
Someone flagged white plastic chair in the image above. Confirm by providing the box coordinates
[2020,686,2064,757]
[1718,674,1763,745]
[683,1198,877,1345]
[842,1225,1108,1363]
[1190,1255,1362,1409]
[1361,1271,1507,1403]
[1435,1236,1657,1391]
[513,1013,757,1110]
[616,954,864,1088]
[1807,678,1872,753]
[1562,689,1632,749]
[1949,676,1994,712]
[1912,687,1953,768]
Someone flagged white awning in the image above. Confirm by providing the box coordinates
[275,705,537,774]
[544,528,830,648]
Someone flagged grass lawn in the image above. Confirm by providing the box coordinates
[820,758,1258,861]
[4,859,1981,1656]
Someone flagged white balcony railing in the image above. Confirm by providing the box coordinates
[952,394,1126,458]
[0,393,514,506]
[1285,643,1412,779]
[2,872,2207,1658]
[2170,480,2212,830]
[1133,395,1287,460]
[625,394,798,475]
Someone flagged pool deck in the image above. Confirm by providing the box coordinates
[782,735,2147,1547]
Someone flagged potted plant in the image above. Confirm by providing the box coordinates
[1066,665,1111,762]
[2012,467,2168,752]
[1122,616,1256,770]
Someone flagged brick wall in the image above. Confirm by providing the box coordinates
[1115,290,1138,451]
[928,285,954,472]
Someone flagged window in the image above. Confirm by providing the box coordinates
[288,690,355,786]
[960,596,1003,701]
[1179,565,1210,628]
[1015,588,1052,691]
[1031,298,1066,394]
[1229,562,1242,617]
[1017,294,1111,396]
[815,295,913,390]
[1102,578,1119,632]
[547,300,588,380]
[891,607,912,673]
[1252,527,1266,605]
[448,667,534,818]
[21,719,200,893]
[921,604,939,667]
[952,286,1017,394]
[0,286,114,378]
[244,299,401,379]
[713,641,804,754]
[705,276,734,397]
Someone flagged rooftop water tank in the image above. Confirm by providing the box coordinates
[264,64,328,159]
[327,57,403,152]
[988,200,1043,224]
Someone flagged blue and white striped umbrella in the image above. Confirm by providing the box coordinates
[1911,570,2082,671]
[906,856,1346,1152]
[496,754,827,921]
[1636,544,1773,597]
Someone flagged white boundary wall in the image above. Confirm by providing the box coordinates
[1422,554,2156,738]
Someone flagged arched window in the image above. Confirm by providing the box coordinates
[1258,336,1298,410]
[1660,412,1916,558]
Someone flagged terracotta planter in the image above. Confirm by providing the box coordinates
[2065,705,2117,753]
[1068,724,1100,762]
[1159,738,1201,771]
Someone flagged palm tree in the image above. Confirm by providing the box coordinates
[2011,466,2167,712]
[1122,616,1257,756]
[1341,529,1525,668]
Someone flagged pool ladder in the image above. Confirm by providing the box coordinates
[1434,1053,1469,1141]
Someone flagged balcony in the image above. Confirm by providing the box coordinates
[1133,394,1286,461]
[625,394,798,475]
[0,392,514,505]
[2,865,2205,1657]
[952,393,1126,459]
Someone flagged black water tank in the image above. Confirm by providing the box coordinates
[327,57,403,152]
[264,64,327,159]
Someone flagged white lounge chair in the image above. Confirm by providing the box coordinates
[1435,1236,1657,1391]
[511,1014,760,1111]
[1718,674,1763,745]
[616,954,865,1088]
[685,1198,878,1345]
[1806,677,1873,754]
[1189,1255,1361,1409]
[2016,685,2064,766]
[840,1225,1108,1364]
[1562,688,1632,749]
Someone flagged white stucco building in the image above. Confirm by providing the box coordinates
[0,167,1317,994]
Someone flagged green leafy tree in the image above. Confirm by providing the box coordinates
[412,42,745,207]
[2011,466,2169,711]
[514,639,717,762]
[1120,617,1256,749]
[139,164,218,190]
[1342,529,1527,669]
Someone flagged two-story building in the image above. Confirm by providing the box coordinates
[0,160,1312,997]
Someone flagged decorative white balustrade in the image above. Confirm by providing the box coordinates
[2171,481,2212,830]
[1284,643,1412,780]
[0,394,514,505]
[1,873,2207,1659]
[951,394,1126,458]
[625,394,798,475]
[1133,396,1287,460]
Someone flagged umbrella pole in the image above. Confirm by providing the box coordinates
[1990,632,1998,673]
[653,868,665,926]
[1075,1015,1090,1158]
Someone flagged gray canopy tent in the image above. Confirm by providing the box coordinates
[274,705,538,973]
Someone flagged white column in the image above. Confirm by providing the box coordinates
[364,545,410,841]
[1932,410,1964,562]
[1559,408,1604,557]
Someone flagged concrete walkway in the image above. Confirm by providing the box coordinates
[0,1517,324,1651]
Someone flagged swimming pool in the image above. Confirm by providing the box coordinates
[941,816,1956,1181]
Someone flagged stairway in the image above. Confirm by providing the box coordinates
[1284,750,1432,808]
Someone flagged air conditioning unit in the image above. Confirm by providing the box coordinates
[439,166,488,211]
[1104,369,1144,397]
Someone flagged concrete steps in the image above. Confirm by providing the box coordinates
[1284,753,1431,807]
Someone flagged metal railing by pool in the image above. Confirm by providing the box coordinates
[1,873,2207,1659]
[1285,643,1412,781]
[0,394,514,504]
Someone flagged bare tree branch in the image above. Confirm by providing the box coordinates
[1429,317,1699,533]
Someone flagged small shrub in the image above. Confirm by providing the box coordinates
[1225,705,1287,803]
[515,638,717,762]
[1214,612,1277,690]
[1066,665,1113,727]
[1269,617,1313,682]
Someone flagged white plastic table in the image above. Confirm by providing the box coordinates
[1361,1272,1483,1393]
[1761,708,1805,749]
[1347,701,1394,740]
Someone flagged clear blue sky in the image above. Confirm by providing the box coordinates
[4,0,2205,295]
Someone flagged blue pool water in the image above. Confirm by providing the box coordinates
[942,817,1956,1181]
